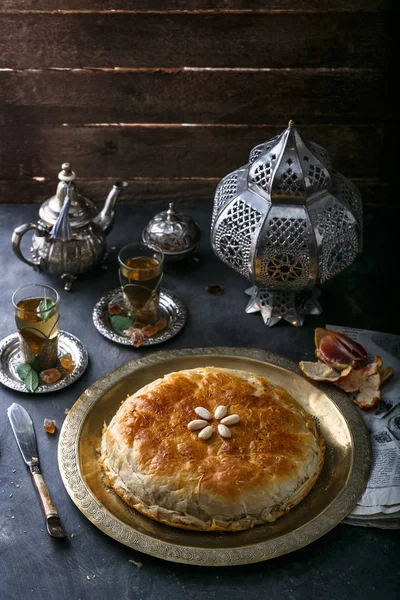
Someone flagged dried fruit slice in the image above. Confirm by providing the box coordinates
[314,328,329,350]
[299,361,334,380]
[380,366,393,385]
[337,357,383,393]
[354,372,381,409]
[315,349,349,371]
[300,361,353,382]
[336,370,363,393]
[327,365,353,382]
[314,328,367,369]
[355,389,381,409]
[335,356,383,410]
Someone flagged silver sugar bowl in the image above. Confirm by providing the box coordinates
[12,163,127,290]
[142,203,201,261]
[210,121,363,326]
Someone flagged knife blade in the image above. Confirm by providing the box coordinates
[7,403,66,538]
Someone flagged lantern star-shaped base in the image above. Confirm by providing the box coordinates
[245,286,322,327]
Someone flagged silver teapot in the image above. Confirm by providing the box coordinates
[12,163,127,290]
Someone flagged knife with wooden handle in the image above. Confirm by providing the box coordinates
[7,403,66,538]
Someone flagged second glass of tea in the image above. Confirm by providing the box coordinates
[118,242,164,324]
[13,284,60,371]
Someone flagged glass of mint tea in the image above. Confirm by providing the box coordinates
[12,284,60,371]
[118,243,163,325]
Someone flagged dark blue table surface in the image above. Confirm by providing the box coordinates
[0,203,398,600]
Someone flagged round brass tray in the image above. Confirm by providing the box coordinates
[58,347,371,566]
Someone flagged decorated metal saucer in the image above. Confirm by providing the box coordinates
[92,288,187,346]
[0,330,88,393]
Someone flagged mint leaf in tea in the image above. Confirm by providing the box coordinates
[38,297,54,322]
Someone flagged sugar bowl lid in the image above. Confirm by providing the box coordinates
[142,203,201,256]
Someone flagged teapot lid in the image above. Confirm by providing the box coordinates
[39,163,97,227]
[142,203,201,255]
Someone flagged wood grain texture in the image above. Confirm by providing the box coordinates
[0,178,389,207]
[0,125,387,180]
[0,69,390,126]
[0,1,391,11]
[0,13,389,69]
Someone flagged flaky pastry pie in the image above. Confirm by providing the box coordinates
[100,367,324,531]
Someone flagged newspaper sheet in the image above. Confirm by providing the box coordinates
[326,325,400,528]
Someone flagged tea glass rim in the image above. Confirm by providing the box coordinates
[118,242,164,272]
[12,283,60,315]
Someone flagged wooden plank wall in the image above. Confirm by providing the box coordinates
[0,2,393,207]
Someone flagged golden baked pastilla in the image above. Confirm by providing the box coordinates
[100,367,324,531]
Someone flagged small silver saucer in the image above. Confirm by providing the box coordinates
[0,330,88,394]
[92,288,187,346]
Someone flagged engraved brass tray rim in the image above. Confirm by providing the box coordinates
[58,347,371,566]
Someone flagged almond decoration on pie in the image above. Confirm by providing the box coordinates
[100,367,324,532]
[187,404,240,440]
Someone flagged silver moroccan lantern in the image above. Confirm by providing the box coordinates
[210,121,363,326]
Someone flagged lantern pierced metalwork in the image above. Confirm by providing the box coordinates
[210,121,362,326]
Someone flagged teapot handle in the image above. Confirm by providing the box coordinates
[11,223,42,270]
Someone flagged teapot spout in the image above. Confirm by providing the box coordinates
[94,180,128,234]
